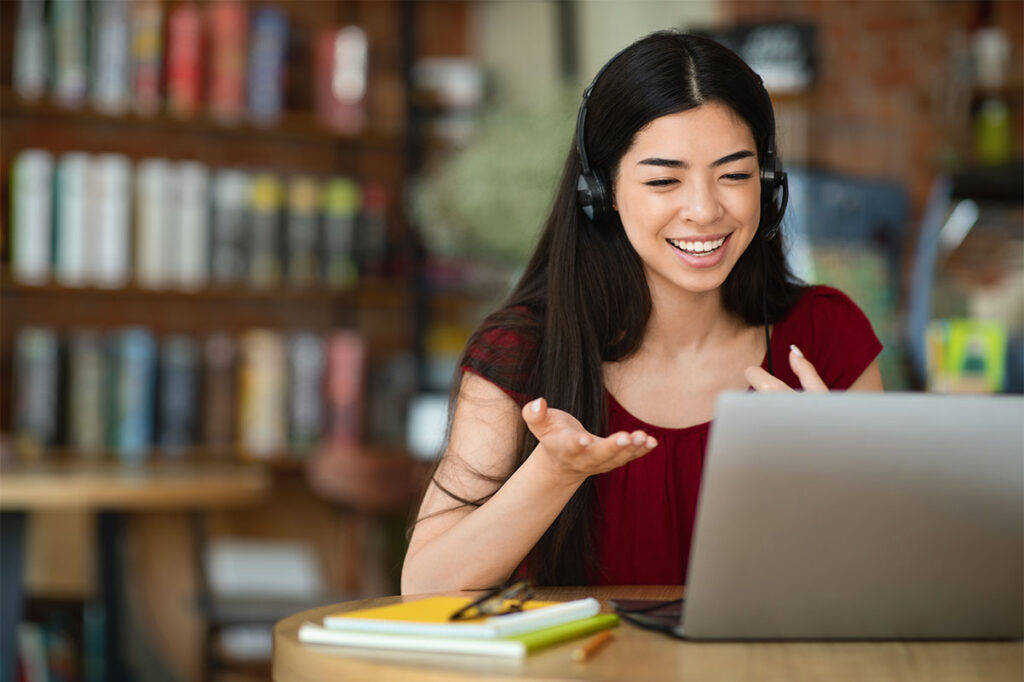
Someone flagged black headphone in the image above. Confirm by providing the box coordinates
[574,50,789,240]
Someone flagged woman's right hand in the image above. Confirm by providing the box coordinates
[521,397,656,483]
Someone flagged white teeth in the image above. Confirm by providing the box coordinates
[668,236,726,254]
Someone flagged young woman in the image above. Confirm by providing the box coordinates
[402,31,883,593]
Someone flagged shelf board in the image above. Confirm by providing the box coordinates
[0,86,403,150]
[0,269,411,308]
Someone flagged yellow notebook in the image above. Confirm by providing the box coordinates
[323,596,601,638]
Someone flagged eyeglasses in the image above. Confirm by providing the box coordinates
[448,579,535,621]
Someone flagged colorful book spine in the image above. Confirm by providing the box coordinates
[131,0,164,116]
[109,328,157,461]
[207,0,248,124]
[55,152,89,287]
[248,174,283,288]
[68,330,108,457]
[203,333,237,453]
[135,159,173,289]
[157,335,200,455]
[322,178,360,289]
[11,150,54,285]
[358,183,390,276]
[13,0,48,100]
[314,26,369,134]
[286,176,321,287]
[325,330,366,444]
[178,161,210,290]
[52,0,88,107]
[288,332,325,453]
[247,7,288,125]
[238,330,287,459]
[166,1,203,118]
[91,154,133,289]
[13,327,60,461]
[90,0,131,114]
[211,170,250,284]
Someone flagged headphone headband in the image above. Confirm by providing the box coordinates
[575,40,788,236]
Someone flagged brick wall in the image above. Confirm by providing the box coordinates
[726,0,1023,221]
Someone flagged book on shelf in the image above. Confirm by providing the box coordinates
[157,335,201,455]
[203,333,238,452]
[297,596,618,658]
[13,0,47,100]
[248,174,284,288]
[322,178,361,289]
[91,0,131,115]
[135,158,174,289]
[13,327,60,461]
[109,328,157,461]
[131,0,164,117]
[11,149,54,286]
[288,332,326,453]
[178,161,211,290]
[52,0,88,107]
[325,331,366,444]
[166,2,203,119]
[247,7,288,126]
[238,329,287,459]
[358,183,390,277]
[211,169,251,285]
[68,330,108,457]
[91,154,133,288]
[207,0,248,124]
[314,26,369,134]
[286,176,321,288]
[55,152,89,286]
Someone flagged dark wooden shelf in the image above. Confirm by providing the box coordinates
[0,269,411,308]
[0,86,403,150]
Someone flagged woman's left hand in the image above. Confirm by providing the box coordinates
[744,344,828,392]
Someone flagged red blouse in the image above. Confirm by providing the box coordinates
[464,285,883,585]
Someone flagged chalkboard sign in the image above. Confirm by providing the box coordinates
[701,23,818,93]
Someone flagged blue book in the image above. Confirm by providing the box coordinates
[109,328,157,461]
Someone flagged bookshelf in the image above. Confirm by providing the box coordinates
[0,1,473,679]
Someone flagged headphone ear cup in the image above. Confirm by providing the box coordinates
[577,168,613,224]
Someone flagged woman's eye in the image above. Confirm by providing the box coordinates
[643,179,677,187]
[722,173,752,181]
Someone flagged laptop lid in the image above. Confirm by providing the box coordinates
[680,392,1023,640]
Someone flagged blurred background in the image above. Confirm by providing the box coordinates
[0,0,1020,680]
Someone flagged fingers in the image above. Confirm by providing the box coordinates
[787,344,828,392]
[746,344,828,392]
[745,365,791,392]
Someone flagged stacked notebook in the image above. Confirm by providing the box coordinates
[298,596,618,658]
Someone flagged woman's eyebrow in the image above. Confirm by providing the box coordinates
[637,150,755,169]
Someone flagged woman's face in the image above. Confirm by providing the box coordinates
[613,102,762,299]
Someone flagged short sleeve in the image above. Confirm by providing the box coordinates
[460,307,540,407]
[772,286,883,390]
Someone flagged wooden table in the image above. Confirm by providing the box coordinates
[273,586,1023,682]
[0,459,271,682]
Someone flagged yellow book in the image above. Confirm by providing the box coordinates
[323,596,600,638]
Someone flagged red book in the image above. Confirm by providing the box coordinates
[166,2,203,118]
[207,0,247,124]
[325,331,366,445]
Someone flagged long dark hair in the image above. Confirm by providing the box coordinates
[422,31,804,586]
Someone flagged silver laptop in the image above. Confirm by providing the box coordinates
[673,392,1023,640]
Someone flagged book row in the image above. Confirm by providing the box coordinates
[11,325,381,463]
[13,0,369,131]
[10,149,389,291]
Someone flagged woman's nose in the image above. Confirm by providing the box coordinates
[680,179,723,226]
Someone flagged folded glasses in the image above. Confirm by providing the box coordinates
[448,578,535,621]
